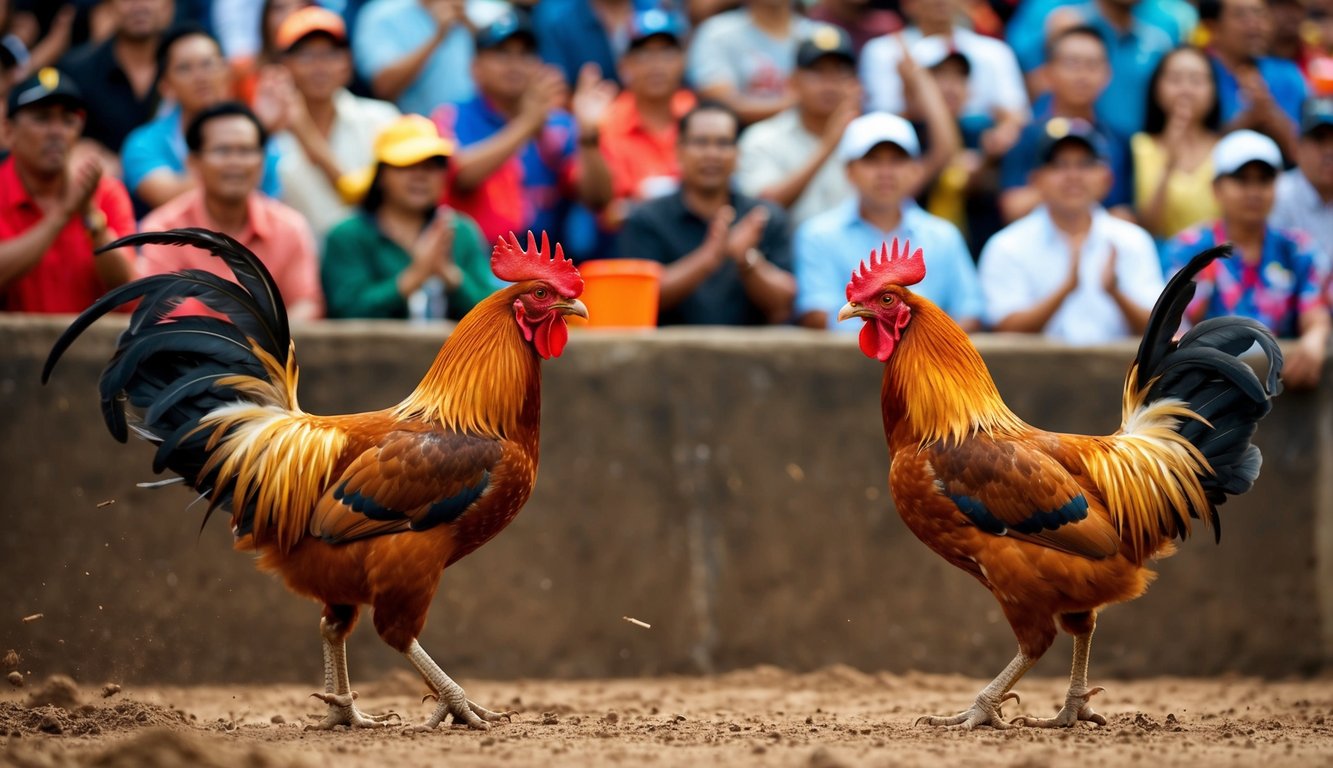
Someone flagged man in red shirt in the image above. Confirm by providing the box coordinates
[0,67,136,314]
[599,10,696,227]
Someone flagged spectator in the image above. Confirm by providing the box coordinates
[121,25,282,212]
[686,0,814,125]
[0,67,135,313]
[1274,96,1333,245]
[535,0,637,88]
[353,0,476,116]
[59,0,173,158]
[137,102,322,321]
[1268,0,1315,72]
[794,112,983,332]
[1008,0,1196,72]
[1162,130,1331,389]
[322,115,497,320]
[1200,0,1306,158]
[999,26,1133,222]
[805,0,902,55]
[618,103,796,325]
[980,119,1164,344]
[268,6,399,246]
[599,10,695,221]
[1132,46,1222,241]
[737,24,860,228]
[1035,0,1173,140]
[230,0,311,105]
[440,12,616,257]
[860,0,1028,159]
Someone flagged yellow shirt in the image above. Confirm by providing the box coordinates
[1131,132,1220,240]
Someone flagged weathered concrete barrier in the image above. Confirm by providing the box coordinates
[2,316,1329,685]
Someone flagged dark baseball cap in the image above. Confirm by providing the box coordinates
[475,11,537,51]
[628,9,683,49]
[7,67,84,117]
[1034,117,1109,165]
[1301,96,1333,135]
[796,24,855,69]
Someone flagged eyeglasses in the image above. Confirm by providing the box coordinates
[168,57,226,78]
[201,146,264,161]
[681,136,736,150]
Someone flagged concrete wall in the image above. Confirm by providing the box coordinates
[2,316,1329,686]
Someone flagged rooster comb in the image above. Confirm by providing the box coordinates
[491,230,584,297]
[845,238,926,302]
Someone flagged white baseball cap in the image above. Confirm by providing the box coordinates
[837,112,921,162]
[1212,130,1282,178]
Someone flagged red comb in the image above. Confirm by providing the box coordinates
[491,231,584,297]
[845,238,926,302]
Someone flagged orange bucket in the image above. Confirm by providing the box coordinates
[576,259,663,328]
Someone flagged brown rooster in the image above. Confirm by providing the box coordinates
[43,228,587,730]
[838,239,1281,729]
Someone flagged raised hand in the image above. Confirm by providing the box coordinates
[253,65,298,134]
[724,206,769,264]
[1101,244,1118,295]
[62,156,103,220]
[571,63,619,141]
[519,66,569,135]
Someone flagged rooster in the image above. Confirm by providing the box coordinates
[838,239,1281,729]
[42,228,587,731]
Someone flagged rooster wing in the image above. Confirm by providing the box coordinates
[925,436,1121,560]
[310,425,504,543]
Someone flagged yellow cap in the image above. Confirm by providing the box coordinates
[336,115,456,204]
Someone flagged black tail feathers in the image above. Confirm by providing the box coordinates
[1131,243,1283,540]
[41,228,291,491]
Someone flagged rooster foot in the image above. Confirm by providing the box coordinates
[915,691,1020,730]
[406,694,514,733]
[306,691,401,730]
[1013,686,1107,728]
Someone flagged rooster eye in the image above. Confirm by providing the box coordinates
[534,288,548,300]
[881,294,895,306]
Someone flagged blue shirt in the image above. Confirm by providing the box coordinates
[1212,55,1308,129]
[353,0,475,116]
[1000,106,1133,210]
[1161,221,1330,338]
[1081,9,1172,138]
[535,0,677,86]
[794,200,984,330]
[121,106,282,207]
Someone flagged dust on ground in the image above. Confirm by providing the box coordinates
[2,666,1332,767]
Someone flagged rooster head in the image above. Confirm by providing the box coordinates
[492,231,588,359]
[838,238,925,362]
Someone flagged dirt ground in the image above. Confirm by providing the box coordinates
[2,666,1332,768]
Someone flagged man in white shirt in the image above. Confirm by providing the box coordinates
[860,0,1028,157]
[270,7,401,248]
[736,24,860,227]
[1273,96,1333,247]
[979,118,1163,345]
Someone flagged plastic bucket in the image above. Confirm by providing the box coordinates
[577,259,663,329]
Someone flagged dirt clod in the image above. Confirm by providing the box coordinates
[2,650,18,671]
[101,684,122,699]
[6,672,22,688]
[26,675,81,710]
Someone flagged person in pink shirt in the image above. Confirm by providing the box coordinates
[137,101,324,321]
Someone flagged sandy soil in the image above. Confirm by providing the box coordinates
[2,666,1332,767]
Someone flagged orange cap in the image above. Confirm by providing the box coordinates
[276,7,347,52]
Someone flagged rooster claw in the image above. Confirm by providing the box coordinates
[915,692,1020,730]
[1012,686,1107,728]
[306,690,401,730]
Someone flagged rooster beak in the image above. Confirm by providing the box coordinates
[838,302,869,322]
[559,298,589,319]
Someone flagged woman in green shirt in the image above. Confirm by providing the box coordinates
[322,115,500,320]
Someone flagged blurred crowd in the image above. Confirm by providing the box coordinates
[0,0,1330,384]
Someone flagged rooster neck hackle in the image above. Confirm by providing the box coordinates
[882,298,1024,447]
[393,287,542,441]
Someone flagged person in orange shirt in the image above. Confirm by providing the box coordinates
[137,102,324,321]
[599,9,696,228]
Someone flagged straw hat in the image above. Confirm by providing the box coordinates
[336,114,456,204]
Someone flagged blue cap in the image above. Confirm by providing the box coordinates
[1034,117,1110,165]
[475,11,536,51]
[1302,96,1333,135]
[628,9,683,49]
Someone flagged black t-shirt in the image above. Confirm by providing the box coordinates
[59,38,160,153]
[618,190,794,326]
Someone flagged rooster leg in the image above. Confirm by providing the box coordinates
[307,615,400,730]
[1013,627,1107,728]
[404,639,516,731]
[915,651,1033,730]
